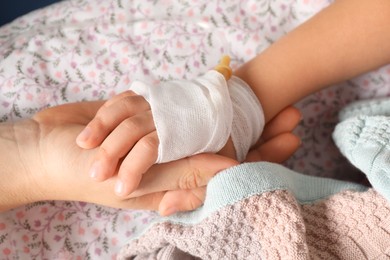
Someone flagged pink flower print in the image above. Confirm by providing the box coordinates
[22,235,29,242]
[89,71,96,78]
[234,16,240,23]
[95,248,102,256]
[45,50,53,57]
[57,212,64,221]
[78,202,87,207]
[16,211,25,219]
[122,58,129,65]
[38,92,51,106]
[108,90,116,98]
[176,41,183,49]
[193,61,200,68]
[0,223,5,230]
[40,207,48,214]
[93,228,100,236]
[2,102,9,108]
[2,248,11,256]
[124,77,130,85]
[71,62,77,69]
[118,27,125,34]
[111,237,118,246]
[26,93,33,101]
[35,40,43,46]
[78,227,85,235]
[118,13,126,22]
[34,220,41,228]
[187,9,194,17]
[54,235,62,242]
[175,67,182,75]
[27,67,35,75]
[123,214,131,222]
[23,247,30,253]
[55,71,62,79]
[39,62,47,70]
[216,7,222,13]
[251,3,257,11]
[72,86,80,93]
[87,34,95,41]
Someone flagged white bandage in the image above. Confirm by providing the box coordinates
[229,76,264,161]
[130,70,264,163]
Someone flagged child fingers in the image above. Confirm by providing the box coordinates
[115,131,159,197]
[102,90,137,108]
[89,111,155,181]
[260,106,301,143]
[76,94,151,149]
[245,132,301,163]
[158,187,206,216]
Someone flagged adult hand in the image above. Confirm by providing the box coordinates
[6,101,300,215]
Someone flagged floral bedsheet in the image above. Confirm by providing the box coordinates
[1,0,390,259]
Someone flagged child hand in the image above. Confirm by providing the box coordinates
[76,90,159,197]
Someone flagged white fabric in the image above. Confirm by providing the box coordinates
[130,71,264,162]
[131,70,233,162]
[229,76,264,161]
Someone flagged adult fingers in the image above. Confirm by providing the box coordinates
[33,101,106,125]
[76,94,151,149]
[130,153,239,198]
[245,132,301,163]
[260,106,301,142]
[158,187,206,216]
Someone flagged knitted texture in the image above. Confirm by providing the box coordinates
[119,189,390,259]
[118,97,390,259]
[333,98,390,202]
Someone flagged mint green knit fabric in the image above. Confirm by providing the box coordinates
[333,97,390,202]
[126,97,390,243]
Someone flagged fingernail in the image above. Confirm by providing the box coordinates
[115,180,126,196]
[76,127,91,144]
[89,161,102,180]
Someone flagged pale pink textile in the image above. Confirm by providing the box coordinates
[120,189,390,259]
[1,0,390,258]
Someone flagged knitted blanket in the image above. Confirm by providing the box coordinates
[118,98,390,259]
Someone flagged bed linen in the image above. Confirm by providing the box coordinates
[1,0,390,259]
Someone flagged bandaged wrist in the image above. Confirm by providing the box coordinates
[130,71,264,163]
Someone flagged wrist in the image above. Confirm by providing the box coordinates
[0,120,43,211]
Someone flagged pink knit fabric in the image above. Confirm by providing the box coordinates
[119,189,390,259]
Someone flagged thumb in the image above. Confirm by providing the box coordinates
[158,187,206,216]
